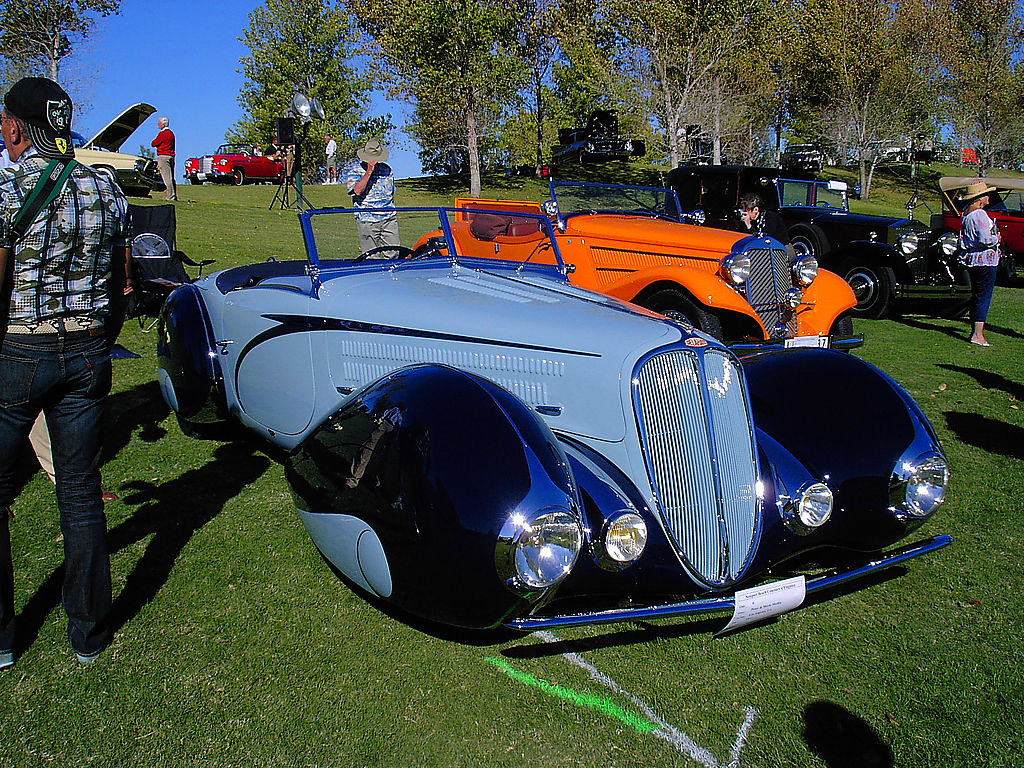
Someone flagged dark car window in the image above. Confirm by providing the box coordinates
[779,180,813,207]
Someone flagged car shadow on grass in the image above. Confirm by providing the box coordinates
[891,315,966,341]
[945,411,1024,460]
[803,700,895,768]
[11,441,271,656]
[936,364,1024,402]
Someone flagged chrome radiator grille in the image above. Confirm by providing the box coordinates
[744,246,798,337]
[201,157,214,174]
[635,348,759,585]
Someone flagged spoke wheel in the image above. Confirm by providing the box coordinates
[640,288,724,341]
[840,259,895,319]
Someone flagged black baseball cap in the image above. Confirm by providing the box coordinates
[3,77,74,159]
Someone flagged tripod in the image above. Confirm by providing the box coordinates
[269,122,314,210]
[270,169,312,210]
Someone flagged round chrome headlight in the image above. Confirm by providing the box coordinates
[721,252,751,285]
[791,255,819,286]
[499,508,583,591]
[784,482,834,533]
[603,512,647,563]
[939,231,959,257]
[785,287,804,308]
[898,230,920,255]
[901,454,949,517]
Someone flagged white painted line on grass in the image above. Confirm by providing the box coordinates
[537,630,757,768]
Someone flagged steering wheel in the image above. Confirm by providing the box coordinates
[353,245,417,262]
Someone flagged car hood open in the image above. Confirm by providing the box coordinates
[83,103,157,151]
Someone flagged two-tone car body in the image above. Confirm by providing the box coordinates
[449,181,858,352]
[156,205,950,632]
[185,144,283,186]
[667,165,971,319]
[72,102,161,196]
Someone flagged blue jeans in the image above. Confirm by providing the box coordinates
[0,330,112,656]
[968,265,998,323]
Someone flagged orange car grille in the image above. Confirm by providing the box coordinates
[744,247,798,338]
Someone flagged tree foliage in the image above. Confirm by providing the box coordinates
[946,0,1024,172]
[0,0,119,83]
[350,0,528,195]
[232,0,383,178]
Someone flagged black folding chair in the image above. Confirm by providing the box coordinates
[127,204,214,329]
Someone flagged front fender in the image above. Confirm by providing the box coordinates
[827,240,913,283]
[797,269,857,334]
[741,348,943,550]
[285,364,581,629]
[608,267,763,323]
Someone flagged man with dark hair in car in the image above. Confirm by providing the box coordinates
[739,192,790,245]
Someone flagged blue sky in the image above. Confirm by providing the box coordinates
[74,0,422,179]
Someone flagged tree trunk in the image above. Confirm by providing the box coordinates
[534,67,544,173]
[712,80,722,165]
[466,87,481,198]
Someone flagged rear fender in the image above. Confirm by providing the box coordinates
[157,284,226,424]
[285,364,581,629]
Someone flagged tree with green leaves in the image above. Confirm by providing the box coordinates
[351,0,528,196]
[946,0,1024,173]
[791,0,948,198]
[232,0,384,179]
[0,0,119,82]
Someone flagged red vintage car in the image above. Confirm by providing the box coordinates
[185,144,283,186]
[934,176,1023,281]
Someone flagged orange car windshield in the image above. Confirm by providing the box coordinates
[551,181,681,221]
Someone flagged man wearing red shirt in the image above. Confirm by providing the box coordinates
[151,116,176,201]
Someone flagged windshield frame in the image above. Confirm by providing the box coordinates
[299,206,567,275]
[548,180,683,221]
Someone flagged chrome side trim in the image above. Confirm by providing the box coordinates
[505,534,953,630]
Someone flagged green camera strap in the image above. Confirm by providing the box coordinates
[10,158,80,243]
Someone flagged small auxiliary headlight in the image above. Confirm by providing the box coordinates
[791,255,819,286]
[783,482,833,534]
[603,512,647,563]
[721,253,751,285]
[898,230,920,255]
[785,287,804,308]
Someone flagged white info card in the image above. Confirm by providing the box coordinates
[721,575,807,633]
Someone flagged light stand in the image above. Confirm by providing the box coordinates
[269,92,325,211]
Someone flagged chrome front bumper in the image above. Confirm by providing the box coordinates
[506,534,953,631]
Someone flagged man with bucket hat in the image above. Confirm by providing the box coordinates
[345,139,400,254]
[956,180,1001,346]
[0,77,130,669]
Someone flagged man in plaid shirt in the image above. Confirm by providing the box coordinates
[0,78,130,669]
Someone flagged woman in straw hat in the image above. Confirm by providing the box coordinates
[957,181,1001,346]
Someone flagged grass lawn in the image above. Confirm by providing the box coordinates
[0,175,1021,767]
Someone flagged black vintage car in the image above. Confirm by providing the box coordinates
[666,165,971,319]
[552,110,646,164]
[780,143,828,173]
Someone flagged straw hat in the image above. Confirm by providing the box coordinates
[357,139,389,163]
[956,180,996,203]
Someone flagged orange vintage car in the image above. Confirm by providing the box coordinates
[431,181,859,350]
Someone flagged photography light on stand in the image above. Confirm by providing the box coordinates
[270,92,325,210]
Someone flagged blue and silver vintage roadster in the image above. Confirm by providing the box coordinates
[157,206,951,631]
